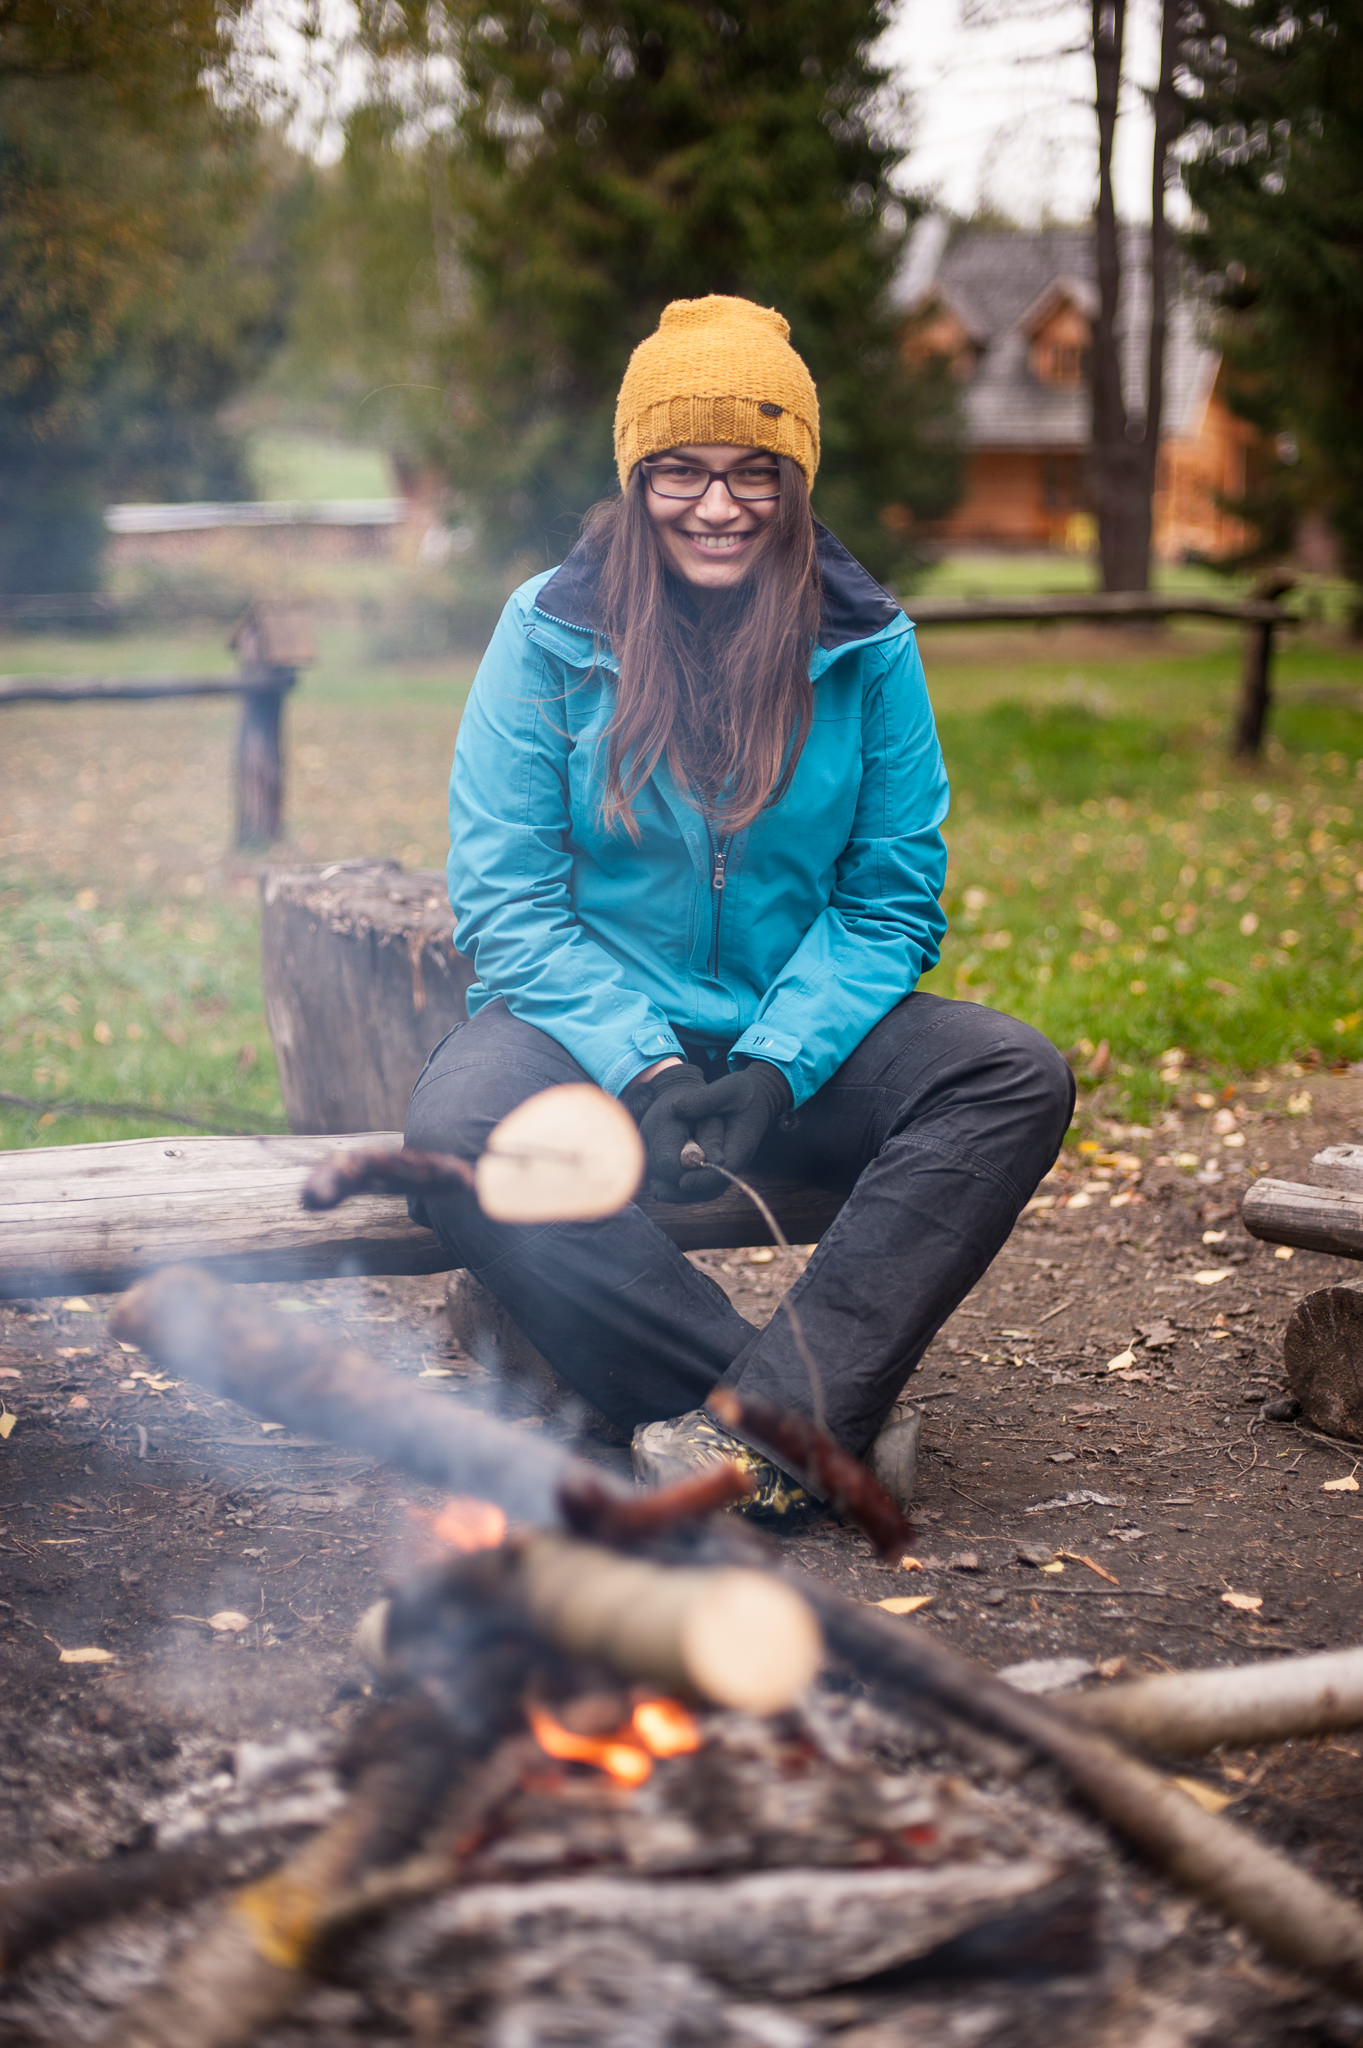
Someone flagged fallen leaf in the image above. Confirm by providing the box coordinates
[58,1646,115,1664]
[0,1367,22,1382]
[1221,1590,1263,1612]
[997,1654,1093,1693]
[1192,1269,1232,1286]
[876,1595,934,1615]
[68,1395,90,1411]
[1039,1560,1066,1575]
[1172,1777,1234,1815]
[897,1556,925,1572]
[1321,1475,1360,1493]
[1201,1229,1228,1245]
[61,1298,94,1314]
[259,1422,285,1434]
[1106,1348,1136,1373]
[0,1411,16,1440]
[477,1084,645,1223]
[208,1610,252,1633]
[1274,1245,1295,1261]
[418,1366,455,1379]
[746,1247,776,1265]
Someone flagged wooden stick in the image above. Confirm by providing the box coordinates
[813,1592,1363,1998]
[1064,1646,1363,1755]
[1241,1176,1363,1260]
[299,1142,476,1211]
[109,1264,600,1529]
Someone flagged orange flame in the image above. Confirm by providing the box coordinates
[631,1697,702,1758]
[527,1697,701,1786]
[430,1497,508,1552]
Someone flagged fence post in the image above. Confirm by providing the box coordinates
[229,603,315,849]
[1231,613,1276,759]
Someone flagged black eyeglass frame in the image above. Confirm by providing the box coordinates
[640,456,783,503]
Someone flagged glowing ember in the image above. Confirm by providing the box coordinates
[632,1697,701,1758]
[526,1696,701,1785]
[431,1497,508,1552]
[527,1705,655,1787]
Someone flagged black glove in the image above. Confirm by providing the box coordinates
[683,1062,792,1182]
[621,1062,714,1198]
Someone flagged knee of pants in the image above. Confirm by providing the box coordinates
[404,1030,584,1160]
[989,1016,1076,1149]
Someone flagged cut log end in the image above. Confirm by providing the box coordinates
[679,1572,824,1716]
[1284,1285,1363,1445]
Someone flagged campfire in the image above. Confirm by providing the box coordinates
[4,1101,1363,2043]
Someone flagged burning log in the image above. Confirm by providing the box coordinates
[707,1385,914,1560]
[108,1266,1363,2001]
[109,1264,600,1528]
[375,1534,823,1717]
[813,1593,1363,2000]
[107,1695,528,2047]
[1064,1645,1363,1756]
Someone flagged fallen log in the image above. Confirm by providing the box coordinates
[813,1594,1363,2000]
[1283,1285,1363,1444]
[1241,1176,1363,1261]
[1065,1645,1363,1754]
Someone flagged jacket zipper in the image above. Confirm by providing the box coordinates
[708,830,731,978]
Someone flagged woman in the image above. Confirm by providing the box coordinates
[406,294,1073,1513]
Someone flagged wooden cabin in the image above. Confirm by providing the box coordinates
[895,220,1257,561]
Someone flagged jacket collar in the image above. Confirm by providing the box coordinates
[534,520,902,655]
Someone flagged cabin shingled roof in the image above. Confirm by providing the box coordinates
[893,220,1218,451]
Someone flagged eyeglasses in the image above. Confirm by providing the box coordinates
[641,457,782,503]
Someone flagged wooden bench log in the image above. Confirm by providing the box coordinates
[0,1133,844,1300]
[1241,1177,1363,1261]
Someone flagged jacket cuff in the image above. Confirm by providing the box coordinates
[606,1021,686,1097]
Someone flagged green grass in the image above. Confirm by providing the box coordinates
[245,430,393,503]
[1,557,1359,1149]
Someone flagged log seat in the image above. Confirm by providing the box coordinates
[0,1132,844,1301]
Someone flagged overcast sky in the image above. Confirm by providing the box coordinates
[245,0,1168,225]
[880,0,1167,224]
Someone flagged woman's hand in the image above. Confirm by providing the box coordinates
[622,1063,719,1199]
[681,1063,792,1181]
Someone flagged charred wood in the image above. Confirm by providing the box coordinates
[299,1142,475,1211]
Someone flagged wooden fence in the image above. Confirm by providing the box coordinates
[0,601,314,847]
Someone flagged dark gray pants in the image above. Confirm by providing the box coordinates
[405,994,1074,1458]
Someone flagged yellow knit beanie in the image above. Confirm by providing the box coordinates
[614,295,820,491]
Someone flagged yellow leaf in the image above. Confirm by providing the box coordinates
[1172,1777,1233,1814]
[1039,1560,1066,1575]
[897,1555,925,1572]
[1106,1348,1136,1373]
[259,1421,285,1434]
[1192,1269,1231,1286]
[1202,1229,1228,1245]
[0,1411,16,1440]
[208,1610,251,1633]
[1321,1475,1360,1493]
[61,1297,94,1313]
[59,1646,115,1664]
[1221,1590,1263,1612]
[876,1595,935,1615]
[1274,1245,1295,1261]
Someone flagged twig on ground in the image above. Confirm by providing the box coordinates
[0,1090,277,1137]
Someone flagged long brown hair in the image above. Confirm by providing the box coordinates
[582,456,820,839]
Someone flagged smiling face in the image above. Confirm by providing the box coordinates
[641,444,781,592]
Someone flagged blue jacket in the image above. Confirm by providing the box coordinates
[447,524,949,1108]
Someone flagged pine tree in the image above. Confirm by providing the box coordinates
[361,0,959,579]
[1180,0,1363,595]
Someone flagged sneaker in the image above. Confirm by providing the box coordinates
[631,1408,809,1517]
[865,1405,922,1513]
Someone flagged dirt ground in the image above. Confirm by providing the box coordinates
[2,1068,1362,2042]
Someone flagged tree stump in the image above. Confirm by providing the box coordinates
[260,859,474,1135]
[1284,1286,1363,1444]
